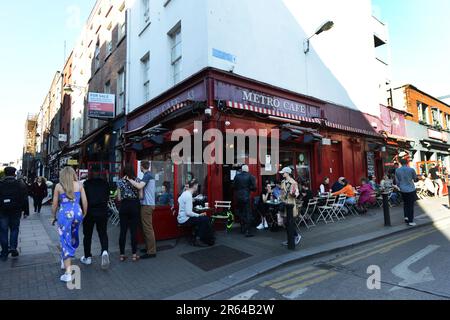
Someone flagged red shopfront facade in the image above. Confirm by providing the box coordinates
[125,68,388,240]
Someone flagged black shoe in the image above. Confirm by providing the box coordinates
[140,253,156,259]
[10,250,19,258]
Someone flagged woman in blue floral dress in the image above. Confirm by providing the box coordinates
[52,167,88,283]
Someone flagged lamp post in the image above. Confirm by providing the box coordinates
[303,21,335,54]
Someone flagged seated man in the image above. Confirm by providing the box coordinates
[331,177,345,193]
[332,179,356,205]
[177,179,215,247]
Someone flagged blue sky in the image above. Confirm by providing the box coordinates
[1,1,449,163]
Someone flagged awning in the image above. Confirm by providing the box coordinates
[227,101,321,124]
[125,102,190,135]
[324,121,382,137]
[75,124,111,148]
[385,133,415,143]
[420,139,450,151]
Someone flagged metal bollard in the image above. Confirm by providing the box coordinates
[285,204,296,250]
[382,192,391,227]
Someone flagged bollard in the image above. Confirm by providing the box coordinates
[382,192,391,227]
[285,204,296,250]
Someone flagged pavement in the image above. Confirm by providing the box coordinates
[0,196,449,300]
[207,221,450,300]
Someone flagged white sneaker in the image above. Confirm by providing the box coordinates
[263,220,269,229]
[256,223,265,230]
[404,217,409,222]
[60,260,65,270]
[60,273,72,282]
[101,251,110,269]
[80,256,92,265]
[408,222,417,227]
[295,235,302,246]
[282,241,288,246]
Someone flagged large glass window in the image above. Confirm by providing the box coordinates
[176,163,208,199]
[170,25,182,84]
[296,152,311,186]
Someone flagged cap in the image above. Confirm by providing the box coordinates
[279,167,293,175]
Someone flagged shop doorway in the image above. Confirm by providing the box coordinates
[328,144,343,185]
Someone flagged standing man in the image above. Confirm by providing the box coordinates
[81,172,110,269]
[233,165,257,237]
[0,167,28,261]
[429,163,443,198]
[127,160,156,259]
[395,158,418,227]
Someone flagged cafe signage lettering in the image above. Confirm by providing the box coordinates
[243,91,308,115]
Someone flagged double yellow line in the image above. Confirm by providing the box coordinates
[261,226,440,295]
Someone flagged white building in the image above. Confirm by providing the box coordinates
[127,0,390,116]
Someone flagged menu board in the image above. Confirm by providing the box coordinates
[367,152,376,177]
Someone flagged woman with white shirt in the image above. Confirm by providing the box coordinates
[177,179,215,246]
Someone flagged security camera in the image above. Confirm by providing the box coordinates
[229,65,235,73]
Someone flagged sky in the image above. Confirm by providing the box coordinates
[1,0,449,163]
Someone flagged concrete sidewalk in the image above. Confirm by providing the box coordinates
[0,196,449,300]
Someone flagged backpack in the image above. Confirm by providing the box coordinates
[0,179,23,213]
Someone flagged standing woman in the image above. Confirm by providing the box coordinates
[31,177,48,214]
[116,164,141,262]
[51,167,87,282]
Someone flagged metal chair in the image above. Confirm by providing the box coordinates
[331,194,347,221]
[211,201,234,232]
[296,199,317,229]
[316,196,336,224]
[107,198,120,226]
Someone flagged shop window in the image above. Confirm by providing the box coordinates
[431,108,442,129]
[417,102,429,124]
[296,152,311,186]
[177,163,208,200]
[151,161,175,207]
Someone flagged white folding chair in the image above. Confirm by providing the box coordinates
[316,196,336,224]
[296,199,317,230]
[331,195,347,221]
[108,199,120,226]
[211,201,233,233]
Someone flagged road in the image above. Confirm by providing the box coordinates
[207,222,450,300]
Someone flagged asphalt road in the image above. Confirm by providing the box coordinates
[206,221,450,300]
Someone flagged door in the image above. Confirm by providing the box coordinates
[329,144,343,184]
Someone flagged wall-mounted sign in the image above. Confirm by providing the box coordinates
[322,138,332,146]
[88,93,115,119]
[366,151,376,178]
[58,134,67,142]
[428,129,448,142]
[212,48,237,63]
[68,159,79,166]
[215,81,321,119]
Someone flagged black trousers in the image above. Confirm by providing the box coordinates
[401,191,416,223]
[236,199,252,233]
[33,196,44,214]
[181,216,214,244]
[119,199,140,255]
[83,213,109,258]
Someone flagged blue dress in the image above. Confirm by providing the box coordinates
[58,192,83,261]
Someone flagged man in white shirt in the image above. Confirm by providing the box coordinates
[178,179,214,246]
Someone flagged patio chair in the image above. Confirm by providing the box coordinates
[316,196,336,224]
[211,201,234,232]
[297,199,317,230]
[107,198,120,227]
[331,194,347,221]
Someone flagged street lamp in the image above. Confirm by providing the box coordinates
[303,20,335,54]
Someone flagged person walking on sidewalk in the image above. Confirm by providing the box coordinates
[279,167,302,247]
[31,177,48,215]
[81,172,110,269]
[0,167,28,262]
[117,165,141,262]
[51,167,88,282]
[395,158,418,227]
[177,179,215,246]
[233,165,257,237]
[125,160,157,259]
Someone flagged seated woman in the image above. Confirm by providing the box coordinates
[177,179,215,247]
[380,174,400,203]
[358,178,376,213]
[319,177,330,196]
[332,179,357,205]
[257,183,274,230]
[368,175,380,192]
[424,174,437,197]
[157,184,173,206]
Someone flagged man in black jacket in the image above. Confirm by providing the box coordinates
[81,172,110,269]
[0,167,28,261]
[233,165,257,237]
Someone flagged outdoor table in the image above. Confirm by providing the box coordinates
[264,200,284,231]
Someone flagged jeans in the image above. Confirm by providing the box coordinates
[401,191,416,223]
[0,212,21,257]
[119,199,140,255]
[83,213,109,258]
[345,197,356,205]
[181,216,214,244]
[33,196,44,213]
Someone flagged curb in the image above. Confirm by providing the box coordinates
[164,212,450,300]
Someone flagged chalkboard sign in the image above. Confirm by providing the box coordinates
[367,152,376,178]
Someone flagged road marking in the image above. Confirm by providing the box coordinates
[277,272,338,294]
[283,288,308,300]
[270,269,329,290]
[390,245,440,292]
[229,289,259,300]
[261,266,314,287]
